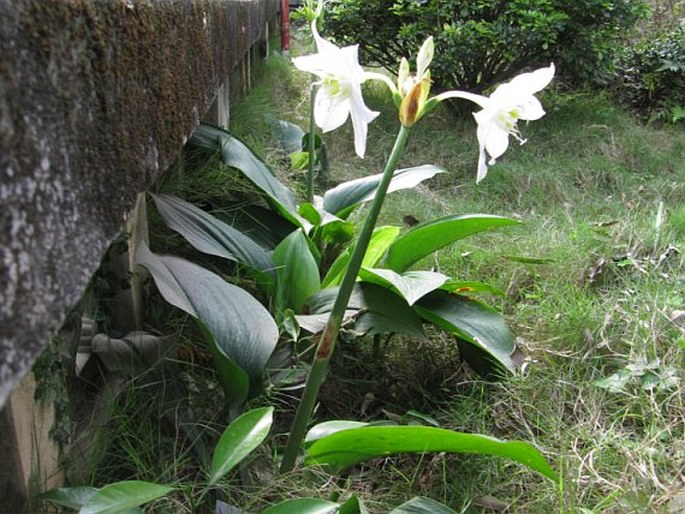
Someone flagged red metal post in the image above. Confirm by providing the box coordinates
[280,0,290,53]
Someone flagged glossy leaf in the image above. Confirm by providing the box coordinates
[40,486,97,510]
[322,226,401,288]
[290,151,311,171]
[305,425,558,482]
[354,284,425,338]
[299,203,355,244]
[359,268,449,305]
[384,214,521,272]
[273,230,321,313]
[339,495,369,514]
[210,407,274,484]
[390,497,457,514]
[151,193,274,280]
[305,420,369,445]
[441,279,505,297]
[198,322,250,409]
[414,292,520,374]
[190,124,303,227]
[214,203,297,251]
[300,283,425,338]
[136,244,278,392]
[274,119,305,154]
[261,498,339,514]
[79,481,173,514]
[323,165,445,219]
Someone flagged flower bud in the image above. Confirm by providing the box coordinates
[399,74,431,127]
[416,37,434,78]
[397,58,410,94]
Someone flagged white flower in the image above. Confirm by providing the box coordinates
[292,23,379,158]
[435,64,555,182]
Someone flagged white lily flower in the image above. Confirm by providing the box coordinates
[435,64,555,182]
[292,23,379,158]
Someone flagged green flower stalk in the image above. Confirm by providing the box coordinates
[281,124,411,472]
[306,82,317,203]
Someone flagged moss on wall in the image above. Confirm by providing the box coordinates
[0,0,279,408]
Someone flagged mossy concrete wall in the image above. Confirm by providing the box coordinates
[0,0,279,409]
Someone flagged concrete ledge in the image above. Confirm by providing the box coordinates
[0,0,279,408]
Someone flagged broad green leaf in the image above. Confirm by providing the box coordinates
[441,279,505,297]
[40,486,97,510]
[358,269,449,305]
[274,119,305,153]
[261,498,339,514]
[414,291,520,374]
[302,132,323,153]
[390,497,457,514]
[198,322,250,408]
[136,244,278,397]
[298,202,325,226]
[304,425,558,482]
[190,124,304,227]
[384,214,521,272]
[290,151,311,171]
[209,407,274,484]
[322,226,401,288]
[295,311,357,334]
[317,220,355,245]
[323,165,445,219]
[339,495,369,514]
[273,230,321,313]
[216,203,297,251]
[301,284,425,338]
[354,284,426,338]
[79,481,173,514]
[299,203,355,244]
[151,194,274,280]
[305,420,369,445]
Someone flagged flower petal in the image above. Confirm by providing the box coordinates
[292,53,334,76]
[492,64,555,101]
[311,21,340,55]
[315,91,350,132]
[483,123,510,161]
[518,96,545,121]
[349,87,379,157]
[476,144,489,183]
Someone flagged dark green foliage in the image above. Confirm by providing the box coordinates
[614,21,685,123]
[324,0,647,92]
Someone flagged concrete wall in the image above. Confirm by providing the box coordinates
[0,0,279,410]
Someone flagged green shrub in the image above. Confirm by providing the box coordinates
[614,20,685,123]
[324,0,648,93]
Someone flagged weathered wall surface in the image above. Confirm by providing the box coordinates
[0,0,279,409]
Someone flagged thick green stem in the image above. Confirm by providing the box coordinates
[306,82,318,203]
[280,125,411,472]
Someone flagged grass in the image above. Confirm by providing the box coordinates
[61,28,685,513]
